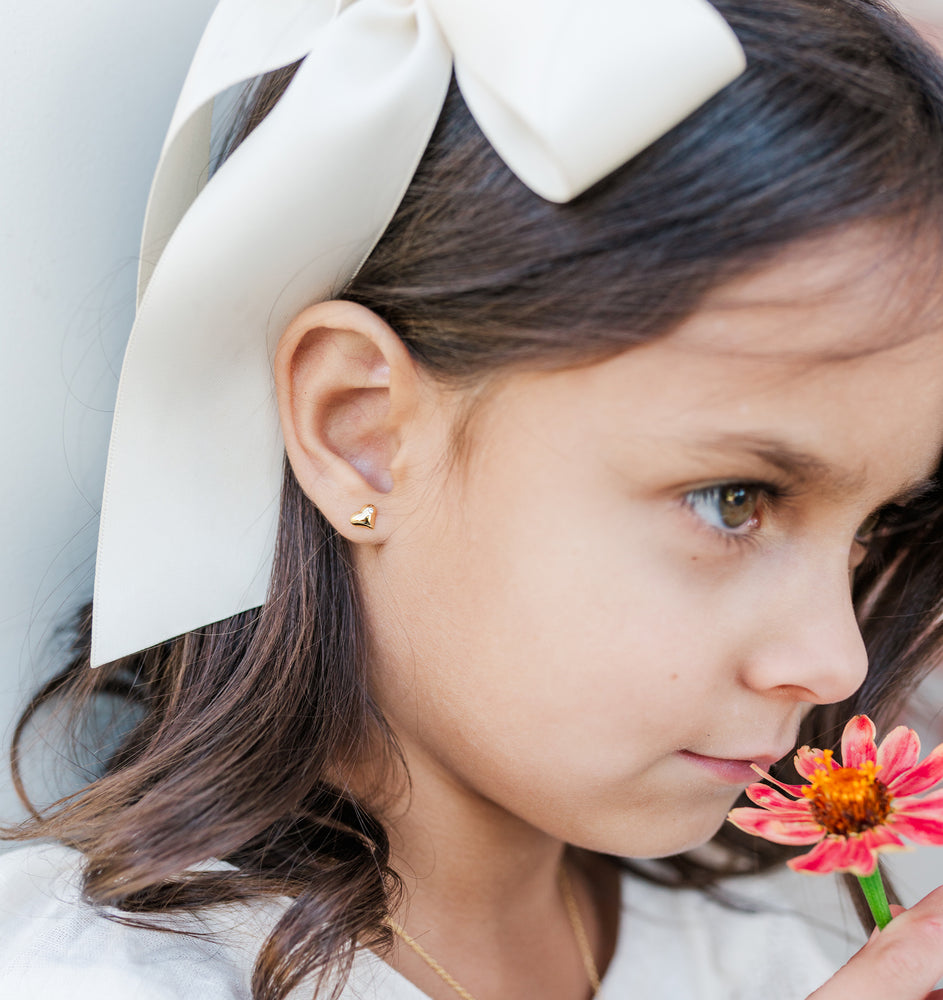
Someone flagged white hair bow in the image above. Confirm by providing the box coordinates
[92,0,745,666]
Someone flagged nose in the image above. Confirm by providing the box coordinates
[739,552,869,706]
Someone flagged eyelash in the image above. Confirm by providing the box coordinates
[682,482,927,550]
[682,481,783,547]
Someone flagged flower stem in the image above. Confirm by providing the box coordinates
[857,869,893,930]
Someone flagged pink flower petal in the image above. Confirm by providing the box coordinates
[787,837,857,875]
[727,807,823,845]
[860,825,906,851]
[888,810,943,845]
[747,766,807,797]
[842,715,877,769]
[789,835,877,876]
[795,746,826,780]
[837,837,879,876]
[787,838,839,874]
[745,783,808,812]
[895,788,943,813]
[887,742,943,797]
[876,726,921,786]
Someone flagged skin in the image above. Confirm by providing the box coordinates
[275,230,943,999]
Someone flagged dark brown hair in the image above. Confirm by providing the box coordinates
[9,2,943,997]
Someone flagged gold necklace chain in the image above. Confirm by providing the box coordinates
[559,865,603,994]
[385,865,603,1000]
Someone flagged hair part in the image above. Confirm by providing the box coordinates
[9,2,943,996]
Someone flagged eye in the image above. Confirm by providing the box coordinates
[684,483,764,534]
[854,511,881,544]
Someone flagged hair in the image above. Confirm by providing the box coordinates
[8,2,943,997]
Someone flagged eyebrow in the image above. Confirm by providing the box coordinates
[685,433,939,506]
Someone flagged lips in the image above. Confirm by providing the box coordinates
[703,752,788,768]
[679,746,793,784]
[686,742,795,770]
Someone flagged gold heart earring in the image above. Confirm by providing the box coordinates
[350,504,377,529]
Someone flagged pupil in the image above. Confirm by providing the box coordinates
[856,512,880,541]
[720,486,757,528]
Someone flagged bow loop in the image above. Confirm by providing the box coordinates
[138,0,339,301]
[430,0,745,202]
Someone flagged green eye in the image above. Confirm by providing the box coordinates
[855,512,881,543]
[718,485,760,528]
[685,484,763,533]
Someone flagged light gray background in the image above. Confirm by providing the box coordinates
[1,0,216,812]
[2,0,943,973]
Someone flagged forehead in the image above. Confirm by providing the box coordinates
[465,226,943,505]
[673,225,943,360]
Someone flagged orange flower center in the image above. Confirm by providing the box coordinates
[801,750,892,836]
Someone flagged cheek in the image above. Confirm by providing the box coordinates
[374,469,724,784]
[443,486,722,719]
[362,417,753,856]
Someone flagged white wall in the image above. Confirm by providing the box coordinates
[1,1,217,821]
[901,0,943,20]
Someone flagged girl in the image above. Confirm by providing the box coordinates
[5,0,943,997]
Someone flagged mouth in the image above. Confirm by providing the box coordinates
[678,748,790,784]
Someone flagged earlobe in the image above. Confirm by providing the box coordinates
[273,300,420,540]
[349,503,378,530]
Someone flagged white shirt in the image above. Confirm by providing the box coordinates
[0,843,837,999]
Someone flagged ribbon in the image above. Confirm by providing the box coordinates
[91,0,745,666]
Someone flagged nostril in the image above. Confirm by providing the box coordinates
[805,630,869,706]
[741,592,869,706]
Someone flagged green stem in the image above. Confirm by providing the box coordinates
[857,868,893,930]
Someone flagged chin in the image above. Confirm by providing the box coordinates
[565,805,732,861]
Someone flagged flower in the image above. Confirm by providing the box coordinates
[727,715,943,875]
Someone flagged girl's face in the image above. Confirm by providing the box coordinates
[359,234,943,860]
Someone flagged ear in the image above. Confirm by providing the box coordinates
[273,300,426,541]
